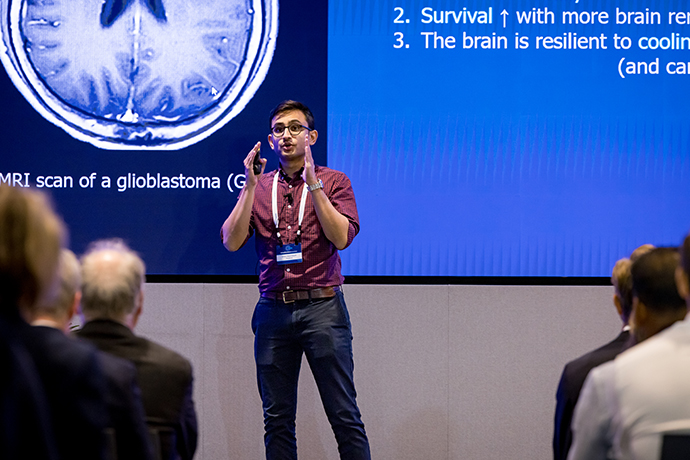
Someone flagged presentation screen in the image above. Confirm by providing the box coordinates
[1,0,689,277]
[332,0,690,277]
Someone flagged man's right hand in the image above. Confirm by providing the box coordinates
[243,142,264,187]
[222,141,263,251]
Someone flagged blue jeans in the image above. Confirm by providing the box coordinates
[252,291,370,460]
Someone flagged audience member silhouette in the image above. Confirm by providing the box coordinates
[553,244,654,460]
[568,247,688,460]
[0,184,64,460]
[29,248,154,460]
[22,249,110,460]
[76,239,198,460]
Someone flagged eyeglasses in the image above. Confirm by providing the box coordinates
[271,123,311,138]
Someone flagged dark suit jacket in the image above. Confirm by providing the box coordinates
[77,319,198,460]
[0,315,58,460]
[96,350,155,460]
[553,329,631,460]
[21,325,109,460]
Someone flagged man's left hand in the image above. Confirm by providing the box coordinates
[302,130,318,185]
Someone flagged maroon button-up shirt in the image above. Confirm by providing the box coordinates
[239,165,359,293]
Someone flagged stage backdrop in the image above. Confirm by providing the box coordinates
[1,0,688,276]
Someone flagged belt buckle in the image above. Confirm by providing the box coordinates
[282,290,295,303]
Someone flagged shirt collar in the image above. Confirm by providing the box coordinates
[278,166,305,183]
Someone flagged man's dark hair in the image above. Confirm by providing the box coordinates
[631,247,685,313]
[681,233,690,276]
[268,100,315,130]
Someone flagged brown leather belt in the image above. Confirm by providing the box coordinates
[261,286,339,303]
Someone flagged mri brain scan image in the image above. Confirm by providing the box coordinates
[0,0,277,150]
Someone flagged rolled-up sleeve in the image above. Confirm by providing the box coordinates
[327,172,359,249]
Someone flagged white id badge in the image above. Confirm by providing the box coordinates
[276,243,303,265]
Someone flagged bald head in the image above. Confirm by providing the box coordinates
[80,239,145,323]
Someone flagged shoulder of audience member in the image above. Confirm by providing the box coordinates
[137,335,193,377]
[614,321,684,368]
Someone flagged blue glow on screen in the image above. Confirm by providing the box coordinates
[2,0,688,277]
[328,0,690,276]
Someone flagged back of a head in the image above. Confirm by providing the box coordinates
[612,244,656,322]
[611,258,634,321]
[80,239,145,322]
[682,233,690,277]
[0,185,65,315]
[34,249,80,320]
[630,244,655,262]
[631,247,685,314]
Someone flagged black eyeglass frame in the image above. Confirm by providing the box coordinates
[270,123,312,138]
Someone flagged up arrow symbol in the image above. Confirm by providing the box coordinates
[501,10,509,28]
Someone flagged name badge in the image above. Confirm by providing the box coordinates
[276,243,303,265]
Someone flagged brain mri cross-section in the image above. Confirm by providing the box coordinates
[0,0,277,150]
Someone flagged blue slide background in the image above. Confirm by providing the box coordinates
[329,0,690,276]
[1,0,689,277]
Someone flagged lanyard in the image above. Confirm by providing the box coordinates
[272,171,308,245]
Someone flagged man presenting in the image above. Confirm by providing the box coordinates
[221,100,370,460]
